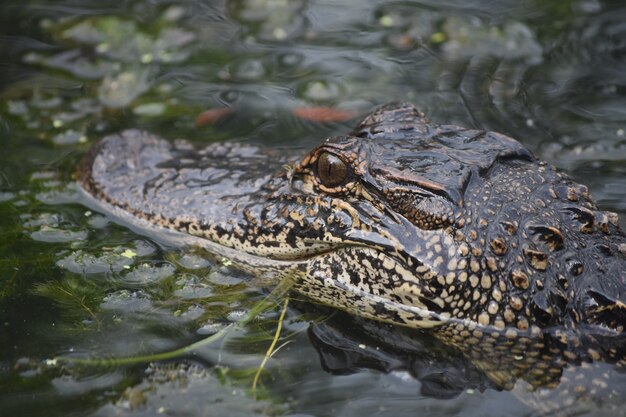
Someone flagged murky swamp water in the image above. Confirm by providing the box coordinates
[1,1,626,416]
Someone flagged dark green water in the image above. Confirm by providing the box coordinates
[1,1,626,416]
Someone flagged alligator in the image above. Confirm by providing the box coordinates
[77,103,626,405]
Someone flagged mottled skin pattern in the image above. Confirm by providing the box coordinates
[78,103,626,407]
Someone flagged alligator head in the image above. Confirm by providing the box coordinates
[78,103,626,336]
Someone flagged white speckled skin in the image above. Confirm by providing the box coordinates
[78,104,626,336]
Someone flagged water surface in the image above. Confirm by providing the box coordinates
[1,1,626,416]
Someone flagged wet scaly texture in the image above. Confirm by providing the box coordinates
[78,103,626,337]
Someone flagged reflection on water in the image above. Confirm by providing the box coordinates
[1,1,626,416]
[308,312,626,414]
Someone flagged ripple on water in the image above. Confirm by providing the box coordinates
[2,1,626,417]
[174,274,214,299]
[196,320,228,336]
[54,241,155,274]
[51,129,87,145]
[23,212,88,243]
[232,59,267,81]
[177,304,205,322]
[120,262,176,286]
[100,290,153,313]
[0,192,15,202]
[176,253,212,270]
[23,49,115,80]
[86,212,110,228]
[229,0,308,42]
[301,79,343,102]
[30,226,88,243]
[56,250,133,274]
[61,18,195,64]
[521,9,626,166]
[51,368,129,397]
[98,70,151,109]
[226,309,248,323]
[94,363,275,416]
[35,188,80,205]
[207,269,246,287]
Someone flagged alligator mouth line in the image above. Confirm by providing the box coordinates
[75,183,384,269]
[76,174,494,333]
[77,177,455,330]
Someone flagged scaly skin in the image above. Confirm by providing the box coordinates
[78,103,626,408]
[78,102,626,337]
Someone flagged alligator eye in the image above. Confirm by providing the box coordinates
[317,152,347,187]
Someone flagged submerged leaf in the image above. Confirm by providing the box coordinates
[33,275,107,325]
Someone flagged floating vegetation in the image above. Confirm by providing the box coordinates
[48,275,297,371]
[34,274,107,327]
[252,297,290,398]
[48,323,235,368]
[100,362,279,416]
[2,1,626,416]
